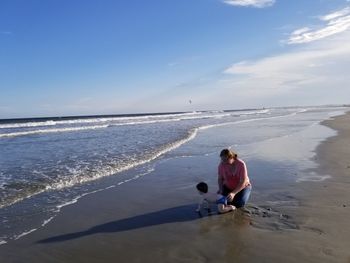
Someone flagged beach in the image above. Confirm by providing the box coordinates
[1,109,350,263]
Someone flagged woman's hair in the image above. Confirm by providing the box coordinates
[196,182,208,193]
[220,148,238,159]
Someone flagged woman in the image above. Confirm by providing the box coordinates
[218,148,251,208]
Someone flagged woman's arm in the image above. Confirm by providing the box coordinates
[232,161,249,195]
[226,161,249,201]
[217,165,224,194]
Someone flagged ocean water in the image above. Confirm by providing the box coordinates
[0,106,347,245]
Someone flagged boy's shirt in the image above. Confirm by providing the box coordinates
[201,192,218,203]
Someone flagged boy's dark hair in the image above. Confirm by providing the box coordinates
[196,182,208,193]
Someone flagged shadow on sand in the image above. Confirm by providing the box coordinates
[38,204,211,244]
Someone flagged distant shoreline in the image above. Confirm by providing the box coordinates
[2,103,348,122]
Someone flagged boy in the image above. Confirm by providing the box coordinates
[196,182,236,214]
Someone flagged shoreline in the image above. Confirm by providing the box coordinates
[0,111,349,262]
[296,112,350,260]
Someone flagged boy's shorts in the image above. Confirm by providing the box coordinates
[216,195,227,205]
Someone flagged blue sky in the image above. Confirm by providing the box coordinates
[1,0,350,118]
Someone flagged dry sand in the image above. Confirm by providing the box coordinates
[0,112,350,263]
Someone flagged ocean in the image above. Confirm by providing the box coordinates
[0,106,347,245]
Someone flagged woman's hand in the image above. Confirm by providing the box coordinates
[226,192,235,202]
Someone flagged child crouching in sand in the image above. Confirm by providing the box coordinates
[196,182,236,214]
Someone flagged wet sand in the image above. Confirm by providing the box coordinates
[1,112,350,262]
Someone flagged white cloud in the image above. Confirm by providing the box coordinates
[223,0,275,8]
[287,6,350,44]
[148,30,350,111]
[218,31,350,107]
[320,7,350,21]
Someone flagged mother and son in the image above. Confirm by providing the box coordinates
[196,148,252,214]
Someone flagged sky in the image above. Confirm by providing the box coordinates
[1,0,350,118]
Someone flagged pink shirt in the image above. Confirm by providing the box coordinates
[218,158,250,191]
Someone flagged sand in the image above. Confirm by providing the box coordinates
[0,112,350,263]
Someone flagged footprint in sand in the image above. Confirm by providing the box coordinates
[303,226,324,235]
[243,205,299,231]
